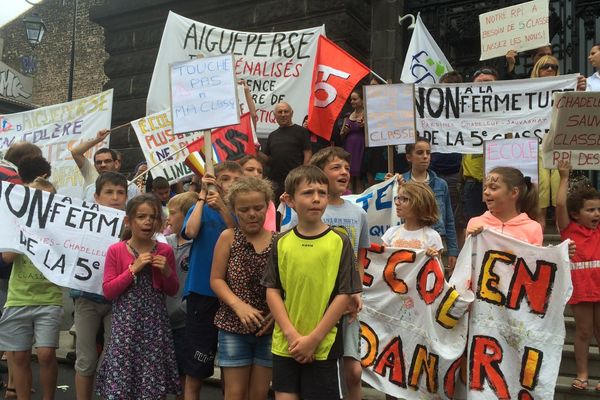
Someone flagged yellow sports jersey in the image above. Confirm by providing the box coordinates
[262,227,361,360]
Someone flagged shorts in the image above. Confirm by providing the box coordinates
[272,355,346,400]
[172,327,186,375]
[342,315,360,360]
[184,293,219,379]
[462,179,486,221]
[0,305,63,351]
[73,297,112,376]
[216,330,272,368]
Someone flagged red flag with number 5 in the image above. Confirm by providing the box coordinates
[307,35,370,140]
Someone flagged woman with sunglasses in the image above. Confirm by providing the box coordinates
[587,44,600,91]
[530,56,586,230]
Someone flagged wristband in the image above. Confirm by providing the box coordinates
[128,264,138,285]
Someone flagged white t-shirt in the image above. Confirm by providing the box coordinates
[382,224,443,251]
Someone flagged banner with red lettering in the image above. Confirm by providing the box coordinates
[185,112,255,166]
[361,229,571,399]
[307,35,370,140]
[452,229,570,399]
[147,11,324,138]
[131,109,200,184]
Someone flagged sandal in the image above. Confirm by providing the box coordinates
[571,378,588,390]
[5,387,17,399]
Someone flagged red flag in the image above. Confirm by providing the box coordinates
[307,35,370,140]
[185,113,255,175]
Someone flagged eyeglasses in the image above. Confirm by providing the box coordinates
[540,63,558,71]
[473,68,498,79]
[393,195,410,204]
[94,159,115,165]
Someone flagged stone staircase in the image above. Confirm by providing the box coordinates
[544,227,599,399]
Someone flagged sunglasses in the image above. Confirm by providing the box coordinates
[473,68,498,79]
[540,63,558,71]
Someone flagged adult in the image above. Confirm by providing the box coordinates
[262,102,311,204]
[586,43,600,91]
[504,45,553,80]
[530,55,587,230]
[70,129,139,202]
[460,67,499,238]
[0,142,42,184]
[340,90,366,193]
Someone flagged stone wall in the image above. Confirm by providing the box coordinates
[0,0,108,107]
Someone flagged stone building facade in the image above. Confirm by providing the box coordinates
[0,0,108,107]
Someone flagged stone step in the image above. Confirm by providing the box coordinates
[559,344,600,380]
[554,376,600,399]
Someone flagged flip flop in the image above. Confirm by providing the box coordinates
[571,378,588,390]
[5,387,17,399]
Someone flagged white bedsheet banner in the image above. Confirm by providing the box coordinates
[0,182,124,295]
[415,75,576,153]
[147,11,324,138]
[360,229,571,399]
[0,90,113,198]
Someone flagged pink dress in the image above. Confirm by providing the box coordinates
[560,222,600,304]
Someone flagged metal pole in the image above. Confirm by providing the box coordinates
[67,0,77,101]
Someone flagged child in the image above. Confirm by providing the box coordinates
[165,192,198,397]
[556,160,600,391]
[181,161,242,400]
[71,171,128,400]
[284,147,369,400]
[466,167,542,245]
[382,181,444,259]
[401,137,458,270]
[262,165,362,400]
[238,155,276,232]
[96,194,181,399]
[210,177,276,400]
[0,178,64,400]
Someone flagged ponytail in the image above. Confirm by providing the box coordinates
[489,167,539,221]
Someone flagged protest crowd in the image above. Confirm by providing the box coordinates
[0,5,600,400]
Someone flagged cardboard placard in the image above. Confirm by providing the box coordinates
[479,0,549,61]
[484,137,539,183]
[170,54,239,134]
[364,84,416,147]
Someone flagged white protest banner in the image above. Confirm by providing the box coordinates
[415,75,576,153]
[364,84,416,147]
[170,54,239,134]
[360,246,473,399]
[401,14,453,84]
[484,138,538,183]
[130,109,197,184]
[0,90,113,198]
[148,11,324,137]
[279,177,400,244]
[0,181,124,296]
[541,91,600,169]
[450,229,571,399]
[479,0,549,61]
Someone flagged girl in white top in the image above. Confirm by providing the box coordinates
[382,181,444,257]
